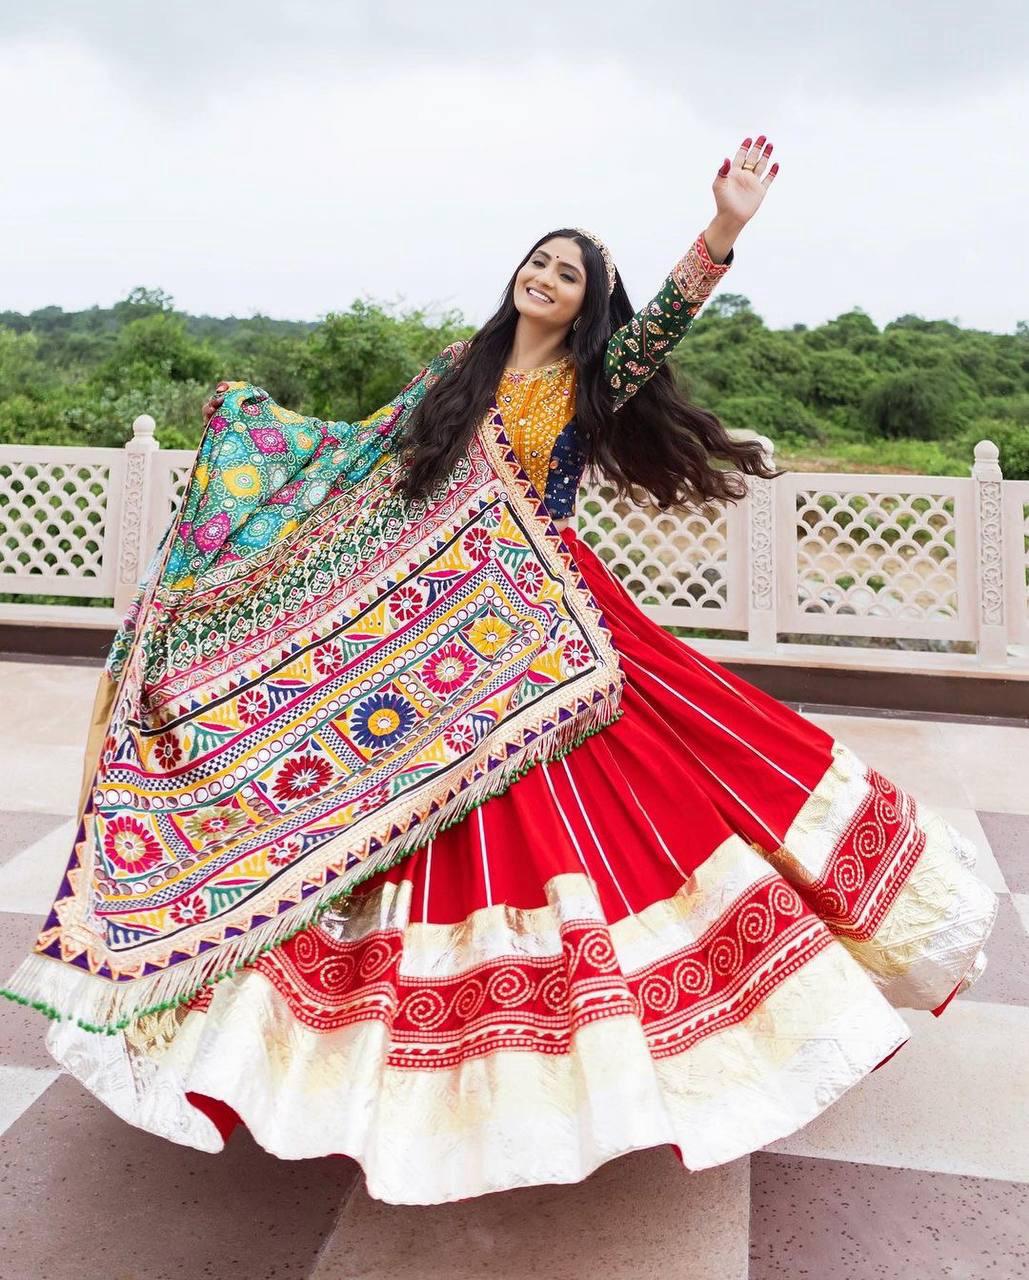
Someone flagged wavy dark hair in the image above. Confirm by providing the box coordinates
[396,227,777,508]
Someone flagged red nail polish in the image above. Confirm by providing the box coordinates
[764,143,773,154]
[742,137,752,147]
[756,135,766,145]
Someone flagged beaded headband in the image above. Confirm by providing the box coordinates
[570,227,617,295]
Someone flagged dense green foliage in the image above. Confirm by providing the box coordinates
[1,286,1027,477]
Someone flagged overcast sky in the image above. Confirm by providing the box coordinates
[1,1,1026,333]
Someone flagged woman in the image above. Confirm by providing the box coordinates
[5,135,997,1206]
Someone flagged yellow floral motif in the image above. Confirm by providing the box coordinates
[296,431,316,452]
[194,463,210,492]
[270,404,305,424]
[468,613,513,656]
[222,465,262,498]
[367,707,401,736]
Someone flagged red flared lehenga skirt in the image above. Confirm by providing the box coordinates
[46,527,998,1205]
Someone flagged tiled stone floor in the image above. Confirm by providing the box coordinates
[0,659,1027,1280]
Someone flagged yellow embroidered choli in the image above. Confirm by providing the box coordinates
[496,355,578,514]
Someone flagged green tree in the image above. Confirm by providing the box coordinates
[861,369,965,440]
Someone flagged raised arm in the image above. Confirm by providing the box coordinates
[603,130,781,411]
[604,230,734,412]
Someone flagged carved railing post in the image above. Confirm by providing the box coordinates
[972,439,1007,666]
[114,414,158,613]
[747,435,777,653]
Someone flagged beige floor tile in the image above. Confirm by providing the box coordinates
[763,1000,1029,1181]
[802,713,974,808]
[0,661,99,747]
[0,1074,358,1280]
[0,1064,60,1136]
[932,722,1029,814]
[314,1146,750,1280]
[0,745,85,816]
[0,818,76,915]
[935,806,1008,892]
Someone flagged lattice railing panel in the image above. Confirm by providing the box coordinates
[1003,481,1029,647]
[0,458,115,587]
[790,488,962,628]
[147,451,196,555]
[576,483,741,625]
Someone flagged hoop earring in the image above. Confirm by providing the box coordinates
[572,317,581,331]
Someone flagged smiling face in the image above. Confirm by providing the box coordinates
[513,236,587,331]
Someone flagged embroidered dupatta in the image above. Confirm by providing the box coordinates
[4,342,623,1033]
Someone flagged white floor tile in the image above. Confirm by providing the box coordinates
[934,807,1009,893]
[0,819,77,916]
[0,662,98,747]
[314,1148,750,1280]
[0,1064,60,1136]
[0,745,85,816]
[1011,893,1029,936]
[932,722,1029,815]
[763,1000,1029,1181]
[802,714,974,809]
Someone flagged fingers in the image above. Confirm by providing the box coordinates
[730,134,779,183]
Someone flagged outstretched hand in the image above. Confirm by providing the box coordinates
[713,135,779,228]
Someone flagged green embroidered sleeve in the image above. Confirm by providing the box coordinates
[604,231,734,412]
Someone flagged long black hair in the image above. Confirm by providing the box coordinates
[396,227,776,508]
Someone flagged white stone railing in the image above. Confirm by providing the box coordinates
[1,418,1027,670]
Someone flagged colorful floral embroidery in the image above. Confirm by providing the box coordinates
[102,817,163,875]
[169,895,208,926]
[467,613,513,657]
[272,753,335,803]
[180,805,249,845]
[152,733,183,769]
[389,583,426,623]
[237,688,270,726]
[351,692,417,750]
[422,644,477,695]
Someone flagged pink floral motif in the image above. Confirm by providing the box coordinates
[249,426,288,454]
[463,527,492,561]
[352,784,390,818]
[273,752,334,803]
[241,402,262,417]
[516,561,545,595]
[237,688,270,726]
[267,833,304,868]
[314,642,344,676]
[443,718,477,753]
[563,637,591,670]
[103,816,163,874]
[390,583,425,623]
[169,894,208,926]
[209,415,228,433]
[194,512,231,552]
[152,733,182,769]
[423,644,476,695]
[178,521,193,543]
